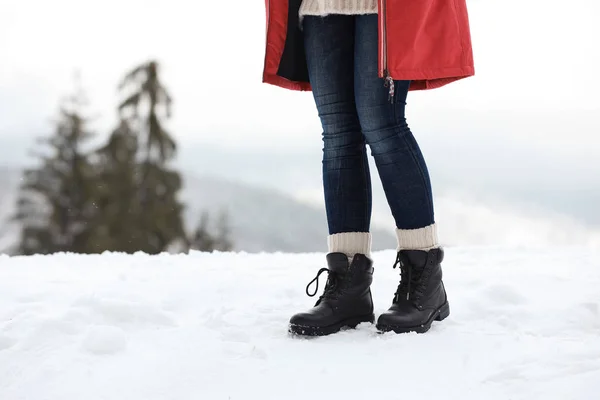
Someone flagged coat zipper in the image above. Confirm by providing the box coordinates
[379,0,394,103]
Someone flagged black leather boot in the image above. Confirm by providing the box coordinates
[289,253,375,336]
[376,248,449,334]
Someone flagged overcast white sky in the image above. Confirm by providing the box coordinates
[1,0,599,246]
[1,0,599,147]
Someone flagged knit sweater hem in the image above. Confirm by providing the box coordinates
[299,0,378,18]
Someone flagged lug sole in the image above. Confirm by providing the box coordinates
[289,313,375,337]
[376,301,450,334]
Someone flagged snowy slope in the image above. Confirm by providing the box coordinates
[1,247,599,399]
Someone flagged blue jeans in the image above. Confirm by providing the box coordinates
[303,15,435,234]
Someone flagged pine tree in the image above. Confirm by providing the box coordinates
[110,60,186,254]
[189,209,234,252]
[91,119,142,252]
[118,60,176,163]
[14,83,98,255]
[214,210,234,252]
[190,211,216,252]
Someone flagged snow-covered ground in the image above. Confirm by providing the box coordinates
[1,247,599,399]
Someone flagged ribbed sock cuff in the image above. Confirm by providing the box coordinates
[396,224,439,251]
[328,232,372,259]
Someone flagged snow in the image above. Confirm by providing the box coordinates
[1,248,599,399]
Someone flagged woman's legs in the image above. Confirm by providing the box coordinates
[354,14,438,251]
[303,15,372,259]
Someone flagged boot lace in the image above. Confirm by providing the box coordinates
[305,268,345,302]
[392,253,421,303]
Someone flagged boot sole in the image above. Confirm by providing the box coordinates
[376,302,450,334]
[288,313,375,337]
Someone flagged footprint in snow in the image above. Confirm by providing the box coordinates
[82,326,127,355]
[73,297,177,328]
[582,302,599,315]
[17,291,46,303]
[221,329,250,343]
[486,351,600,384]
[483,284,529,306]
[563,302,600,331]
[0,334,17,351]
[483,366,527,383]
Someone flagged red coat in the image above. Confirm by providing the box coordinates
[262,0,475,92]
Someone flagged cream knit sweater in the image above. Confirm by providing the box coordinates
[299,0,378,18]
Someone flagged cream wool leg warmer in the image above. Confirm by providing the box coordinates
[327,232,372,262]
[396,223,439,251]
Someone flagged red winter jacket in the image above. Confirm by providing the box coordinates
[262,0,475,92]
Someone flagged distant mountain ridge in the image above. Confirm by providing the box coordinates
[180,174,397,253]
